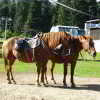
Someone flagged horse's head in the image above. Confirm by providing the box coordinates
[61,33,72,48]
[79,36,96,57]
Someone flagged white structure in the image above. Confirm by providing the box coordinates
[85,19,100,36]
[50,25,84,36]
[85,19,100,52]
[94,40,100,52]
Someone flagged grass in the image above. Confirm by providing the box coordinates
[0,52,100,78]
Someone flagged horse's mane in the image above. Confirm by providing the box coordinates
[40,32,70,48]
[72,35,92,40]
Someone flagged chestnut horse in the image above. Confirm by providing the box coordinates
[2,32,70,85]
[44,36,96,87]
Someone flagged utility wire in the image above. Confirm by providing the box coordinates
[50,0,96,18]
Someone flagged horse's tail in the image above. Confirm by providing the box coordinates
[2,51,9,71]
[2,42,8,69]
[1,47,8,71]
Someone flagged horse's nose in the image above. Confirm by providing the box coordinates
[93,52,96,57]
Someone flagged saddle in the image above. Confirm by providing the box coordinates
[15,35,44,62]
[15,35,43,53]
[53,44,71,56]
[27,35,41,48]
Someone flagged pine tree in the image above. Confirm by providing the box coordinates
[72,0,89,28]
[13,1,30,32]
[41,1,53,32]
[0,0,10,17]
[25,0,42,32]
[88,0,97,19]
[97,2,100,18]
[57,0,72,26]
[51,6,58,26]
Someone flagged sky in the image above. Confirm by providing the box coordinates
[97,0,100,2]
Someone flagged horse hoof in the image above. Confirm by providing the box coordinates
[8,81,12,84]
[13,81,16,84]
[63,84,68,88]
[35,82,41,86]
[54,81,56,84]
[46,82,48,84]
[37,84,41,87]
[41,82,46,86]
[71,84,76,88]
[51,79,56,84]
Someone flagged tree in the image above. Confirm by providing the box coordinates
[56,0,72,25]
[25,0,42,32]
[0,0,10,17]
[51,6,58,26]
[97,2,100,18]
[41,1,53,32]
[26,0,52,32]
[73,0,89,28]
[53,0,98,28]
[88,0,98,20]
[13,1,30,32]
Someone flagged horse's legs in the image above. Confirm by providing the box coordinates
[63,63,68,87]
[6,66,11,84]
[41,65,45,85]
[40,61,48,85]
[36,63,41,85]
[44,65,48,84]
[4,58,11,84]
[51,62,56,84]
[9,59,16,84]
[70,62,76,88]
[36,61,47,85]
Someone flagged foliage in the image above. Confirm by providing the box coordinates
[54,0,98,28]
[13,1,30,32]
[0,0,99,38]
[97,2,100,18]
[57,0,73,26]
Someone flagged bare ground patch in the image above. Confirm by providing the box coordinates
[0,72,100,100]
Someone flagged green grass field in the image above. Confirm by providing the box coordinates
[0,52,100,78]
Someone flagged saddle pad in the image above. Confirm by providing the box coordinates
[16,39,30,50]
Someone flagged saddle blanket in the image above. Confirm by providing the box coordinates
[16,35,41,50]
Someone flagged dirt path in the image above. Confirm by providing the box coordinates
[0,72,100,100]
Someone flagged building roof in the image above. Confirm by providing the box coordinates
[86,19,100,23]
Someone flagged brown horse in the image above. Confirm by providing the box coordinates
[2,36,48,84]
[44,36,96,87]
[2,32,70,85]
